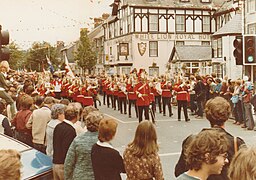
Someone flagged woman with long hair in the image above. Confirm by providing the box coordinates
[123,121,164,180]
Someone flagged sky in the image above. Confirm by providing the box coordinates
[0,0,113,49]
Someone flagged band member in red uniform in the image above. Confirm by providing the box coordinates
[127,78,138,118]
[135,69,150,122]
[161,76,173,117]
[151,79,162,113]
[51,76,62,99]
[102,77,107,105]
[118,82,127,114]
[106,77,113,108]
[113,82,119,111]
[174,80,190,122]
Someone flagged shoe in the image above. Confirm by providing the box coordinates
[233,121,237,124]
[196,116,203,119]
[178,119,181,121]
[186,119,190,122]
[241,125,247,128]
[247,128,253,130]
[169,113,173,117]
[163,114,166,116]
[129,115,131,118]
[160,111,162,113]
[124,112,127,114]
[236,122,241,125]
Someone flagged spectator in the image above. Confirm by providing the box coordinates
[91,119,125,180]
[11,94,34,146]
[26,96,55,154]
[46,103,66,157]
[60,98,70,106]
[64,111,103,180]
[175,96,245,180]
[0,149,21,180]
[228,146,256,180]
[52,105,77,180]
[0,101,13,137]
[66,102,86,135]
[176,129,229,180]
[30,95,44,111]
[123,120,164,180]
[0,61,16,119]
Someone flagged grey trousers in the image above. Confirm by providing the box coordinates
[0,90,15,118]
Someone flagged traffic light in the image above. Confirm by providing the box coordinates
[0,25,10,61]
[244,35,256,65]
[233,35,243,65]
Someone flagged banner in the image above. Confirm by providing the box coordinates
[64,54,75,78]
[46,55,54,74]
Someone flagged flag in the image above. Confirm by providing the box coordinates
[46,55,54,74]
[64,54,75,78]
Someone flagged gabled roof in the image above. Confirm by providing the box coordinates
[169,45,212,62]
[212,13,242,38]
[122,0,224,9]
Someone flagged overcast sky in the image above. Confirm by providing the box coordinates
[0,0,112,49]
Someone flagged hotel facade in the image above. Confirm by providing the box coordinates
[89,0,243,79]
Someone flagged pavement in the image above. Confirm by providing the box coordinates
[96,98,256,179]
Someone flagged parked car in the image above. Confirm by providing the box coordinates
[0,133,53,180]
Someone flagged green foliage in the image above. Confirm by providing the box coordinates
[26,42,58,72]
[74,29,97,73]
[8,42,26,70]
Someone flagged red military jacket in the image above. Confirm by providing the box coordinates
[102,79,107,92]
[106,82,113,95]
[135,82,150,106]
[126,84,137,100]
[174,84,189,101]
[161,81,172,97]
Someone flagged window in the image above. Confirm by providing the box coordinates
[203,16,210,32]
[149,15,158,32]
[149,41,158,57]
[247,0,256,13]
[149,67,159,76]
[110,47,112,55]
[176,41,185,46]
[176,15,185,32]
[122,67,131,75]
[248,23,256,34]
[217,38,222,58]
[212,38,222,58]
[201,0,211,2]
[202,41,210,46]
[212,64,223,78]
[184,62,199,75]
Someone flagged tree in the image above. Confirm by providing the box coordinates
[26,42,58,72]
[74,28,97,74]
[8,42,26,70]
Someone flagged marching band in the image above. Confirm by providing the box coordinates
[7,68,192,124]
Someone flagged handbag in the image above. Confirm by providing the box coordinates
[231,95,239,104]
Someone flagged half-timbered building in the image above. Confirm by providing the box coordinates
[98,0,240,77]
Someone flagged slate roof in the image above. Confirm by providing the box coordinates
[123,0,224,9]
[169,45,212,62]
[212,13,242,38]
